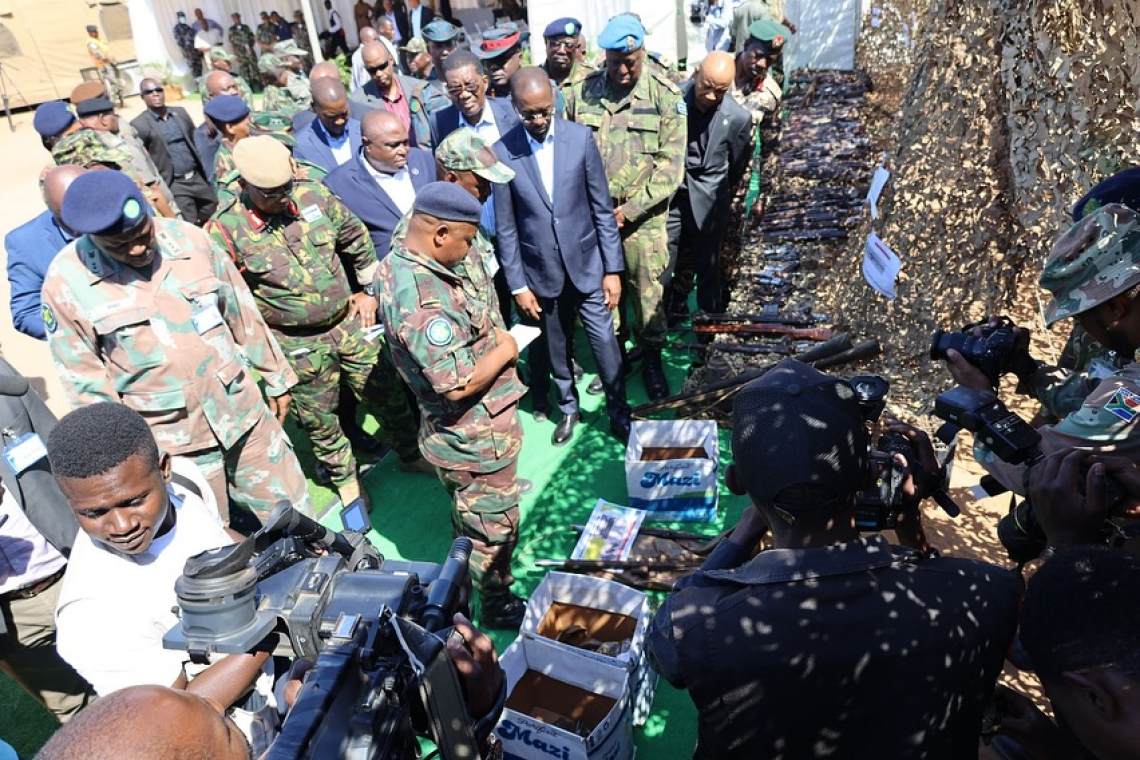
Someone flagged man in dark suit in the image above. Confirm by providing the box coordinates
[130,77,217,225]
[667,51,753,316]
[405,0,434,39]
[0,357,93,722]
[494,68,630,445]
[293,61,373,132]
[294,78,364,172]
[430,49,520,148]
[324,109,435,255]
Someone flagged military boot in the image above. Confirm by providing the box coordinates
[642,347,670,401]
[481,592,527,629]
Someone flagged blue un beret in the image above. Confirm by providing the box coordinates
[1072,168,1140,221]
[543,17,582,39]
[203,94,250,124]
[61,171,150,237]
[597,15,644,52]
[33,102,76,138]
[413,182,483,225]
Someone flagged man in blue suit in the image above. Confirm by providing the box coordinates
[324,110,435,256]
[494,68,630,445]
[293,78,363,173]
[5,166,85,339]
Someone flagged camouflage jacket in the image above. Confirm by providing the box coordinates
[229,23,256,53]
[208,179,378,329]
[214,156,327,211]
[563,67,685,225]
[544,59,595,116]
[213,143,236,189]
[378,240,525,471]
[256,22,277,48]
[261,85,294,115]
[173,22,197,56]
[41,217,297,455]
[1026,325,1128,418]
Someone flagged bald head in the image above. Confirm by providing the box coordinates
[44,165,86,221]
[702,51,735,85]
[311,77,348,107]
[361,109,409,174]
[694,51,735,112]
[309,61,341,81]
[509,66,552,99]
[204,70,238,99]
[361,108,403,136]
[360,25,379,43]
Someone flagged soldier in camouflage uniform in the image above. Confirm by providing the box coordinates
[41,170,311,523]
[52,128,179,220]
[256,12,278,55]
[202,96,252,189]
[208,136,430,508]
[198,49,254,102]
[259,54,312,116]
[563,15,685,401]
[945,204,1140,494]
[541,18,595,116]
[228,13,261,92]
[378,182,528,630]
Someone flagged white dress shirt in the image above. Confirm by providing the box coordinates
[526,122,555,204]
[362,155,416,214]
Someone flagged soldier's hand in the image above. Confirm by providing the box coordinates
[944,348,994,391]
[447,613,504,721]
[602,274,622,310]
[614,208,627,229]
[514,290,542,321]
[268,392,292,424]
[496,329,519,362]
[349,293,379,329]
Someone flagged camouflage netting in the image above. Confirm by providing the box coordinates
[818,0,1140,412]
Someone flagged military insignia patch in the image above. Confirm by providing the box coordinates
[42,304,57,334]
[677,100,688,116]
[624,35,636,52]
[1105,386,1140,422]
[123,198,142,221]
[565,22,576,36]
[426,317,454,346]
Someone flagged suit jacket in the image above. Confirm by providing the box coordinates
[293,118,365,173]
[323,147,435,256]
[292,99,373,132]
[679,82,753,229]
[349,75,426,146]
[194,122,221,184]
[129,106,207,186]
[493,120,623,299]
[403,4,433,39]
[429,97,520,151]
[5,210,71,339]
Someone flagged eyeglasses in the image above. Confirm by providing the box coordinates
[548,39,577,51]
[249,180,294,201]
[446,83,482,97]
[516,106,554,124]
[141,87,164,95]
[365,61,391,74]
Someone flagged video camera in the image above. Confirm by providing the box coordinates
[850,375,960,531]
[163,501,484,760]
[933,386,1129,563]
[929,317,1025,387]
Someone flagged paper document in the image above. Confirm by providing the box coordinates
[863,231,902,300]
[867,165,891,218]
[508,323,542,351]
[571,500,647,562]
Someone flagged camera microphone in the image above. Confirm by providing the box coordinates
[421,537,473,634]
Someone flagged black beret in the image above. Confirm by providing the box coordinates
[74,96,115,118]
[1072,167,1140,221]
[61,171,150,236]
[413,182,483,225]
[203,94,250,124]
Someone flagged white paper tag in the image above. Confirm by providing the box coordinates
[192,304,225,334]
[867,165,891,219]
[4,433,48,474]
[863,231,902,300]
[300,205,324,223]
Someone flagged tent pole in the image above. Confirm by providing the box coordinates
[301,0,325,63]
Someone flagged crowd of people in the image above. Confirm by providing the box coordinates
[6,2,1140,759]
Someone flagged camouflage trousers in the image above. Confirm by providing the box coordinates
[275,316,420,501]
[235,52,260,91]
[187,409,312,524]
[616,210,673,349]
[435,459,520,597]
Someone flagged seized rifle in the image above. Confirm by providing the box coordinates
[673,342,795,356]
[692,311,823,328]
[692,323,835,341]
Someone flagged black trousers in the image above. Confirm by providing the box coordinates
[171,171,218,226]
[324,30,350,59]
[667,193,729,315]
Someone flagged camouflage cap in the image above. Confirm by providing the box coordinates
[273,40,310,57]
[51,129,130,169]
[209,47,235,62]
[400,37,427,54]
[1040,203,1140,325]
[435,129,515,183]
[250,110,297,148]
[258,53,286,73]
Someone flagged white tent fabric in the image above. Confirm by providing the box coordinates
[783,0,861,71]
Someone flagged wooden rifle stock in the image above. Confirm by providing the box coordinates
[692,323,835,341]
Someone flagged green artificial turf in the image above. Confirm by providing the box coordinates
[0,326,746,758]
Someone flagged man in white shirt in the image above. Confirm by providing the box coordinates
[323,0,350,58]
[407,0,434,40]
[49,403,278,751]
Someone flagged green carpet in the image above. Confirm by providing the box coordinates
[0,330,747,758]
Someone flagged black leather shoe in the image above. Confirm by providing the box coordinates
[518,479,534,495]
[586,376,604,395]
[572,360,584,384]
[532,406,549,423]
[610,415,631,444]
[481,592,527,629]
[348,430,388,455]
[642,348,670,401]
[552,413,578,446]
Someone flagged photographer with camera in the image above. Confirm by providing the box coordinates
[941,204,1140,494]
[646,359,1020,759]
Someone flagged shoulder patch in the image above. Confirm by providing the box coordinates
[426,317,454,347]
[677,99,688,116]
[1104,386,1140,422]
[42,304,57,334]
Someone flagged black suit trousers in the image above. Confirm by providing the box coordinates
[667,191,729,315]
[171,171,218,226]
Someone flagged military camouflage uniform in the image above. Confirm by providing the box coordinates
[378,239,526,598]
[1024,326,1127,419]
[208,178,421,504]
[229,23,261,90]
[212,143,237,190]
[40,216,311,521]
[52,130,179,220]
[256,21,278,54]
[85,35,122,105]
[564,67,685,349]
[261,74,311,115]
[408,76,450,146]
[173,21,204,78]
[543,58,595,116]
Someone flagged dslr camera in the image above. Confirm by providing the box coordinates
[929,317,1023,387]
[851,375,959,531]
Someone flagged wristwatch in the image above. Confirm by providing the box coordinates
[361,282,376,297]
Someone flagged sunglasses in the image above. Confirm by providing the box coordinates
[141,86,165,95]
[365,61,391,74]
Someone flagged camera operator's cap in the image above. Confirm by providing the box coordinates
[203,94,250,124]
[474,23,525,60]
[544,17,583,40]
[272,40,310,57]
[413,181,484,225]
[233,135,292,188]
[1072,168,1140,221]
[731,358,869,506]
[748,19,791,49]
[598,15,644,52]
[33,102,76,138]
[1040,203,1140,326]
[74,96,115,118]
[61,170,149,236]
[435,130,515,183]
[400,37,427,54]
[70,81,107,105]
[422,19,461,42]
[258,53,286,73]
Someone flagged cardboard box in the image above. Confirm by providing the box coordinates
[495,636,633,760]
[625,420,719,522]
[522,572,658,726]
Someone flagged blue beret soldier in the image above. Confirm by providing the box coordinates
[40,170,312,523]
[377,181,529,630]
[202,95,252,188]
[33,102,78,148]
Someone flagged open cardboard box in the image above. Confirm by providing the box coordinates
[625,420,719,522]
[496,636,633,760]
